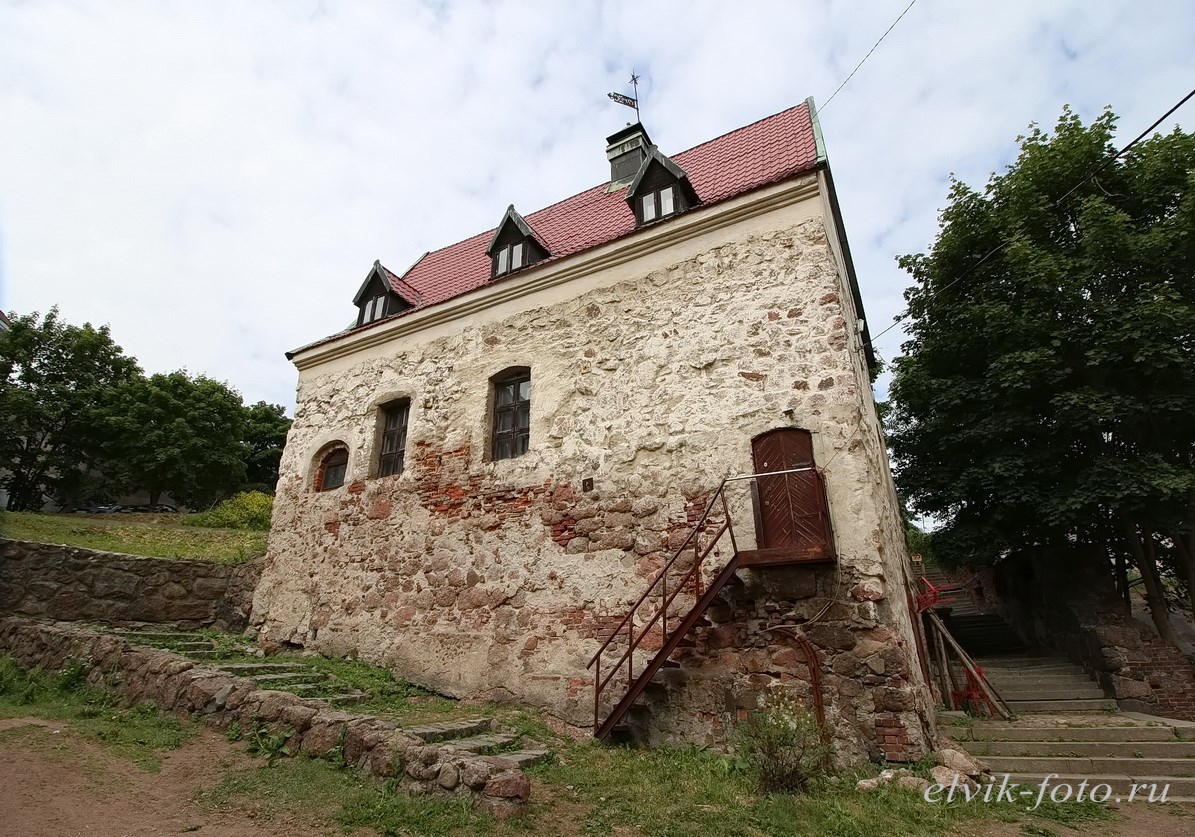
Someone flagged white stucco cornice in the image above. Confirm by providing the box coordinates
[291,174,820,372]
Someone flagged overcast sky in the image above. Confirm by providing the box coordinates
[2,0,1193,411]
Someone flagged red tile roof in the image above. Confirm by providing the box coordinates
[295,102,818,356]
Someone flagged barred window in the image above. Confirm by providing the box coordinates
[378,400,410,477]
[491,371,531,461]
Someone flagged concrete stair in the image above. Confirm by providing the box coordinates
[947,716,1195,803]
[972,654,1116,714]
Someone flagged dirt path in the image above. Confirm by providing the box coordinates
[0,717,328,837]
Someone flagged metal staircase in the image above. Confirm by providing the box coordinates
[586,467,835,740]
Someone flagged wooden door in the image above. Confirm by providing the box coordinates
[748,429,834,564]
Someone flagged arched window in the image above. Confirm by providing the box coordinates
[313,444,349,491]
[491,367,531,461]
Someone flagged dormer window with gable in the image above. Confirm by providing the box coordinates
[487,205,549,279]
[352,260,418,328]
[627,146,700,227]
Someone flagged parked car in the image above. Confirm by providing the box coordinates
[83,504,122,514]
[152,504,178,513]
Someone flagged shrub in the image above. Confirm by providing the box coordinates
[731,691,832,794]
[183,491,273,531]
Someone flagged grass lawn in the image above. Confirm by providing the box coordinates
[0,510,265,563]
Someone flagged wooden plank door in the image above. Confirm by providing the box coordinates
[749,429,834,564]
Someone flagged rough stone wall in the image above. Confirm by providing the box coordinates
[0,539,262,632]
[255,202,933,762]
[994,551,1195,721]
[0,617,530,810]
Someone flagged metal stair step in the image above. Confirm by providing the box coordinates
[406,718,493,743]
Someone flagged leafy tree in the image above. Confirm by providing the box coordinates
[889,107,1195,641]
[0,308,140,510]
[104,371,248,509]
[241,401,292,493]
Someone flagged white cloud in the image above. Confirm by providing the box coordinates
[2,0,1193,408]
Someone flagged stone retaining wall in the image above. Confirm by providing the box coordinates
[0,617,530,812]
[994,550,1195,721]
[0,539,261,632]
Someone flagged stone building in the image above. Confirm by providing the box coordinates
[254,99,935,763]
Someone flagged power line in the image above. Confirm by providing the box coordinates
[821,0,918,111]
[863,85,1195,351]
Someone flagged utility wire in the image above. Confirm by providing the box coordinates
[863,85,1195,351]
[821,0,918,111]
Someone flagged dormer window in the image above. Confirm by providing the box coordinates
[487,205,549,280]
[626,146,700,228]
[640,186,676,223]
[495,241,525,276]
[352,260,418,328]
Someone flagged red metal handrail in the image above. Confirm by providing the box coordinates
[585,466,821,734]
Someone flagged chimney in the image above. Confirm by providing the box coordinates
[606,123,652,188]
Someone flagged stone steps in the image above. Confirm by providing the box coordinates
[956,723,1181,743]
[489,749,552,768]
[968,740,1195,758]
[984,754,1195,776]
[218,662,312,676]
[976,655,1078,668]
[1010,773,1195,802]
[1006,698,1118,713]
[402,717,552,766]
[407,718,494,744]
[1008,698,1118,712]
[441,733,520,754]
[946,711,1195,806]
[997,686,1108,702]
[250,671,327,686]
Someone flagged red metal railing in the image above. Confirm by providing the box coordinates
[585,467,832,737]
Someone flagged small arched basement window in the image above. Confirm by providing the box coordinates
[313,444,349,491]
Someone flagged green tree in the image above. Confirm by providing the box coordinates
[241,401,292,493]
[889,107,1195,641]
[0,308,141,510]
[105,371,248,509]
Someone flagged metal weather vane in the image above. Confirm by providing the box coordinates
[607,71,641,122]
